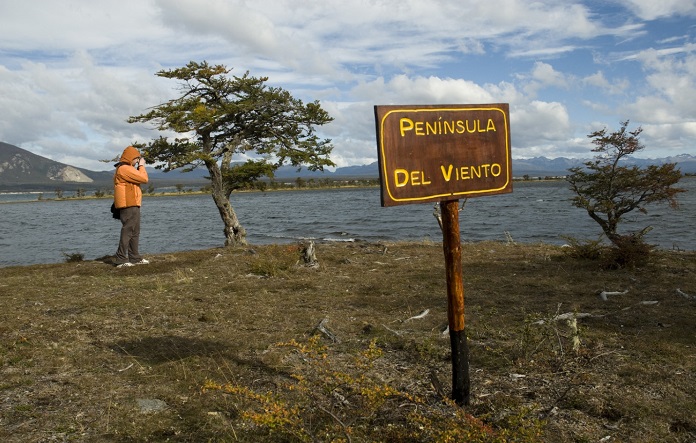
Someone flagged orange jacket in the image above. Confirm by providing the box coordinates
[113,146,148,208]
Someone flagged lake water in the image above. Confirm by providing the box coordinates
[1,179,694,267]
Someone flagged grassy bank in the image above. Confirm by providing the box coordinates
[0,241,694,442]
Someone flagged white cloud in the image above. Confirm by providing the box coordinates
[322,75,501,166]
[614,0,696,20]
[0,50,172,170]
[509,45,581,59]
[1,0,695,171]
[618,45,696,158]
[642,122,696,151]
[582,71,629,95]
[511,101,573,156]
[520,62,570,96]
[0,0,163,53]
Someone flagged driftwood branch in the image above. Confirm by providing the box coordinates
[118,363,134,372]
[534,312,598,325]
[317,404,352,443]
[312,318,339,342]
[429,370,446,400]
[433,200,467,232]
[676,288,695,301]
[433,203,443,231]
[382,324,403,336]
[598,289,628,301]
[405,309,430,322]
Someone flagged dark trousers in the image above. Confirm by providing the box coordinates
[115,206,142,263]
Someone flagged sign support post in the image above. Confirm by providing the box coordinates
[441,199,469,405]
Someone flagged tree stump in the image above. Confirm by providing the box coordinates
[300,240,318,267]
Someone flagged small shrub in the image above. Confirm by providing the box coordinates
[602,234,654,269]
[561,235,605,260]
[62,252,84,263]
[174,268,193,283]
[561,233,653,269]
[248,245,301,277]
[203,337,545,442]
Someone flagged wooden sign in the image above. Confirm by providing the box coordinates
[375,104,512,207]
[375,103,512,406]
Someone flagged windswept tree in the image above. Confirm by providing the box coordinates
[129,61,334,246]
[566,121,684,257]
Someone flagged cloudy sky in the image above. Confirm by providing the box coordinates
[1,0,695,171]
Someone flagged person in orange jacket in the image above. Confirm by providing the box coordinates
[113,146,149,267]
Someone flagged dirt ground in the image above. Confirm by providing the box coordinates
[0,241,694,442]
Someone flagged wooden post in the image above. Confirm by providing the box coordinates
[440,199,470,406]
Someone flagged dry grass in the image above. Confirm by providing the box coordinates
[0,241,694,442]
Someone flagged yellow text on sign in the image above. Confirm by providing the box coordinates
[399,118,497,137]
[394,169,431,187]
[393,163,503,188]
[440,163,503,181]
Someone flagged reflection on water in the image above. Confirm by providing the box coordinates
[1,179,694,266]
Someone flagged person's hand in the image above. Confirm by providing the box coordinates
[138,157,146,168]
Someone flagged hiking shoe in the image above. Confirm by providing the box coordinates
[116,262,135,268]
[131,259,150,265]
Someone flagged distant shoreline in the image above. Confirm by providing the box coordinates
[1,175,692,205]
[0,184,378,204]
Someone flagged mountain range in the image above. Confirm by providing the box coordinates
[0,142,114,191]
[1,141,694,191]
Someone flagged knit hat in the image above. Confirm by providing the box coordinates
[119,146,141,164]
